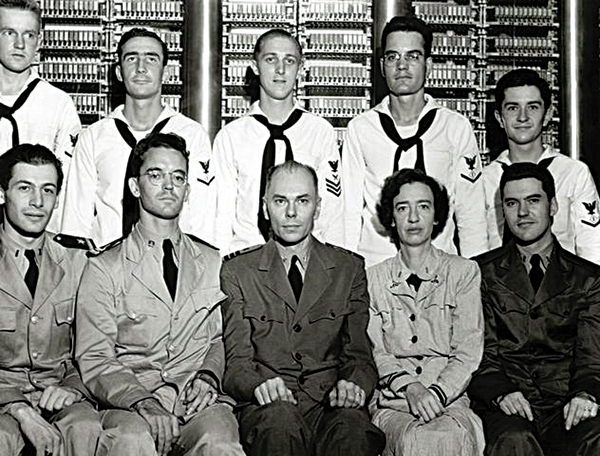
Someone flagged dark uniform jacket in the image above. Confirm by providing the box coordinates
[220,237,377,405]
[468,239,600,411]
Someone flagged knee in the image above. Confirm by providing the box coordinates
[0,415,24,454]
[488,426,541,455]
[243,401,304,433]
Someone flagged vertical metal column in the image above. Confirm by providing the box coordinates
[182,0,222,141]
[372,0,412,104]
[560,0,600,184]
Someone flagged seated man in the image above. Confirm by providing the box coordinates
[469,163,600,456]
[0,144,101,455]
[220,160,386,456]
[75,132,244,456]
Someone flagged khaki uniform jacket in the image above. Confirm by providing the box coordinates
[75,227,226,412]
[0,232,88,407]
[469,239,600,410]
[220,238,377,404]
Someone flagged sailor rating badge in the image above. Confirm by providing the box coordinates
[582,200,600,227]
[197,159,215,186]
[460,155,481,183]
[326,160,341,197]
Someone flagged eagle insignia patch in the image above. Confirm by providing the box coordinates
[196,159,215,186]
[460,155,481,183]
[582,201,600,227]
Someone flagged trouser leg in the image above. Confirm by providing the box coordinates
[563,413,600,456]
[97,409,157,456]
[479,410,544,456]
[0,413,25,455]
[50,401,102,456]
[238,401,312,456]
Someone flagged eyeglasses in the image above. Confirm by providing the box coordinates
[381,51,424,66]
[140,170,187,187]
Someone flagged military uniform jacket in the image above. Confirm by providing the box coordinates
[469,239,600,410]
[220,238,377,405]
[75,227,226,411]
[0,232,88,407]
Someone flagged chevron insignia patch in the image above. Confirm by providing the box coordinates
[197,159,215,186]
[326,178,341,197]
[582,200,600,227]
[460,171,481,183]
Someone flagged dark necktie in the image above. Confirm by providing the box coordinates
[0,79,41,147]
[529,254,544,292]
[252,109,303,241]
[378,109,437,174]
[288,255,303,303]
[162,239,178,300]
[501,157,556,245]
[24,249,39,297]
[406,273,423,293]
[116,117,171,238]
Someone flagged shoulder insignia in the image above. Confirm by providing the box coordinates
[460,155,481,183]
[581,200,600,227]
[70,133,79,148]
[53,233,97,252]
[325,160,341,197]
[197,159,215,186]
[224,244,262,262]
[87,237,125,257]
[325,243,364,260]
[185,233,219,251]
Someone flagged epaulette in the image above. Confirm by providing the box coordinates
[184,233,219,252]
[472,245,508,265]
[53,233,98,252]
[224,244,262,262]
[325,243,364,260]
[86,236,125,257]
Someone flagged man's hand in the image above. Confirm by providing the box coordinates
[133,398,180,456]
[39,386,83,413]
[9,403,62,456]
[253,377,297,406]
[498,391,534,421]
[183,377,218,415]
[404,382,444,422]
[564,395,598,430]
[328,379,365,409]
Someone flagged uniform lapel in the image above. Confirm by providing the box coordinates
[259,240,297,311]
[175,235,205,308]
[293,239,333,324]
[496,243,535,304]
[0,242,31,307]
[32,235,66,314]
[533,244,570,308]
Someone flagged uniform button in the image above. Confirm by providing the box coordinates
[330,311,336,318]
[298,375,305,385]
[409,314,416,321]
[293,324,302,333]
[30,316,38,324]
[67,316,73,323]
[260,315,266,321]
[530,310,540,319]
[415,356,423,361]
[295,352,303,361]
[168,345,176,352]
[130,312,137,319]
[31,351,38,359]
[163,371,169,378]
[411,335,418,343]
[416,366,422,374]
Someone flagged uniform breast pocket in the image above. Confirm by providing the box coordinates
[49,299,75,356]
[307,302,354,336]
[116,298,159,348]
[0,307,16,365]
[422,300,455,345]
[244,304,285,339]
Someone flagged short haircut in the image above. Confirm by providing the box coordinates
[0,0,41,29]
[265,160,318,196]
[253,28,302,60]
[130,132,189,177]
[377,168,449,248]
[381,15,433,58]
[500,162,556,201]
[495,68,552,113]
[0,143,63,192]
[117,27,169,67]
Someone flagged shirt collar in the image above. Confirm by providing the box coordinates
[109,104,176,128]
[391,245,441,285]
[373,93,439,123]
[135,221,182,251]
[0,223,44,258]
[247,100,307,120]
[516,236,554,270]
[275,235,312,270]
[496,144,556,166]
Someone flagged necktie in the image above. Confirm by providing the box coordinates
[253,109,303,241]
[529,254,544,292]
[378,109,437,174]
[288,255,303,303]
[0,79,41,147]
[116,117,171,238]
[24,249,39,297]
[162,239,178,300]
[406,273,423,293]
[501,157,556,245]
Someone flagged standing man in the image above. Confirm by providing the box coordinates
[220,161,385,456]
[469,163,600,455]
[342,15,488,266]
[0,0,81,231]
[483,68,600,264]
[62,28,216,248]
[213,29,344,255]
[0,144,101,455]
[76,132,244,456]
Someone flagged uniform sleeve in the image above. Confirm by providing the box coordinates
[213,129,237,253]
[483,165,503,250]
[198,304,226,391]
[570,163,600,265]
[220,261,269,402]
[75,259,154,409]
[341,121,366,251]
[313,126,344,247]
[451,117,489,257]
[180,125,217,245]
[432,260,484,404]
[60,127,97,239]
